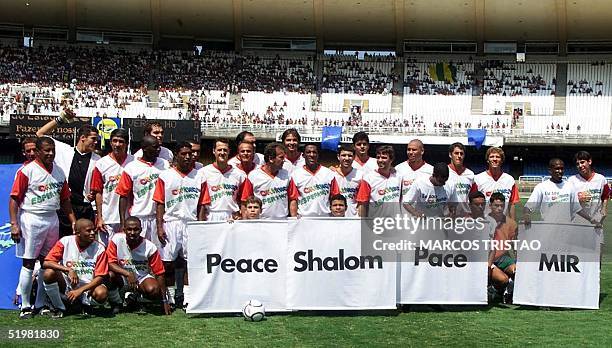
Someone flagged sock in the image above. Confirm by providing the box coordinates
[18,267,34,309]
[175,267,185,301]
[43,282,66,311]
[34,276,47,309]
[108,289,122,305]
[506,278,514,294]
[167,286,176,305]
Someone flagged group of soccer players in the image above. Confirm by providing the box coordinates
[8,116,609,318]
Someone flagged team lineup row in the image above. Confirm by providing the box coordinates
[7,115,609,318]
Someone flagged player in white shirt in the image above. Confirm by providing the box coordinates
[232,141,259,175]
[107,216,171,315]
[568,151,609,228]
[395,139,434,199]
[11,137,37,308]
[200,138,246,221]
[351,131,378,173]
[241,142,299,219]
[447,143,474,215]
[90,128,134,245]
[153,142,203,309]
[403,162,458,218]
[115,136,170,241]
[227,131,265,169]
[187,139,203,170]
[42,219,108,318]
[330,144,363,217]
[9,137,77,319]
[281,128,305,174]
[133,121,174,162]
[471,147,519,220]
[356,145,402,218]
[524,158,595,224]
[36,122,101,237]
[291,144,336,217]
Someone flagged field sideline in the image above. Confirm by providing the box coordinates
[0,201,611,347]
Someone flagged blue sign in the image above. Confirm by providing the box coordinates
[0,164,23,309]
[321,126,342,151]
[467,129,487,150]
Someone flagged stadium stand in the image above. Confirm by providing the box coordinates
[1,43,611,139]
[482,61,556,116]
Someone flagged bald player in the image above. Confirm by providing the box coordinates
[154,142,205,309]
[395,139,433,200]
[43,219,108,318]
[116,135,170,241]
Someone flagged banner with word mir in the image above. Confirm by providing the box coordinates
[397,220,490,304]
[287,218,397,310]
[186,220,289,313]
[513,222,600,309]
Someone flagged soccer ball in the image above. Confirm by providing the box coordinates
[242,299,265,322]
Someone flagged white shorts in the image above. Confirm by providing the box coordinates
[158,220,188,262]
[138,216,157,241]
[16,210,59,259]
[122,273,155,287]
[98,223,121,246]
[61,273,105,306]
[208,210,233,222]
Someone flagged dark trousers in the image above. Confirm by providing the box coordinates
[58,203,94,237]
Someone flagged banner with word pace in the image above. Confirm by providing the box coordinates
[513,222,600,309]
[286,217,397,310]
[186,220,289,313]
[397,219,490,305]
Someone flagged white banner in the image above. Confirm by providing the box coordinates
[186,220,289,313]
[398,224,489,305]
[287,218,397,310]
[513,222,601,309]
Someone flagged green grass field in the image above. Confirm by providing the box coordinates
[1,200,611,347]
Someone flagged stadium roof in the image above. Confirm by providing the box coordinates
[2,0,612,48]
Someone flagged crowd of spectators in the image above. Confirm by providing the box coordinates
[482,60,555,96]
[404,60,474,95]
[157,51,316,93]
[321,56,397,94]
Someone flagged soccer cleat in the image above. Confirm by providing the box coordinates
[49,308,64,319]
[19,307,33,319]
[37,306,52,316]
[110,304,122,315]
[81,305,93,317]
